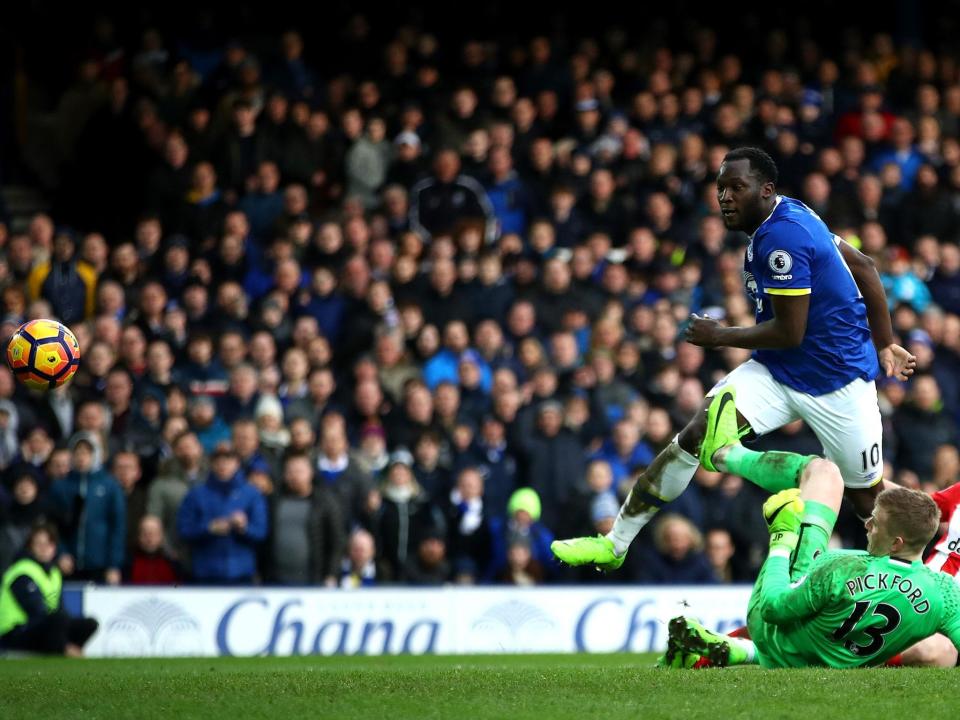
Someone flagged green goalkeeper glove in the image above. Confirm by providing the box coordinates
[763,488,805,553]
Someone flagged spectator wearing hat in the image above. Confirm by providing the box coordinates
[351,422,390,478]
[488,487,555,582]
[387,132,427,189]
[255,394,290,458]
[370,448,444,583]
[177,446,268,584]
[48,434,125,584]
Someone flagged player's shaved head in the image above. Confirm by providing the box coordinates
[724,146,778,185]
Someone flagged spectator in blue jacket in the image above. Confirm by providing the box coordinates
[48,434,126,585]
[485,146,533,237]
[177,446,268,584]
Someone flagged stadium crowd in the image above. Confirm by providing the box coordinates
[1,8,960,588]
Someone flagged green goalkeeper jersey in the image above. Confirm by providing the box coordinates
[747,549,960,668]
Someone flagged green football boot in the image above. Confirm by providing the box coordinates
[699,387,744,472]
[550,535,625,571]
[666,616,747,667]
[655,648,702,669]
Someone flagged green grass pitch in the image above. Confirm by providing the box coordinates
[0,653,951,720]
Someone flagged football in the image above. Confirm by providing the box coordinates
[6,319,81,391]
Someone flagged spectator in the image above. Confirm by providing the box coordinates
[176,446,268,584]
[517,400,585,530]
[409,149,495,242]
[443,467,492,580]
[25,228,96,326]
[0,524,99,656]
[147,430,207,553]
[126,515,181,585]
[403,526,450,586]
[268,453,344,585]
[340,528,378,588]
[704,527,738,583]
[636,513,718,585]
[112,450,146,555]
[315,413,375,529]
[488,488,555,581]
[48,435,125,585]
[371,449,444,582]
[496,535,545,586]
[893,374,958,482]
[0,473,45,572]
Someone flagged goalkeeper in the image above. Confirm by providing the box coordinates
[663,387,960,669]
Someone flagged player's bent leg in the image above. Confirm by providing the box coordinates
[790,458,843,577]
[705,388,814,493]
[898,633,959,667]
[552,409,706,568]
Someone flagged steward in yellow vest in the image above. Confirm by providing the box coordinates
[0,524,98,656]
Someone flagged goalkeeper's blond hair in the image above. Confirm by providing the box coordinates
[875,486,940,553]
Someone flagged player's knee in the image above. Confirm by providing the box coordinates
[903,634,957,667]
[800,458,842,488]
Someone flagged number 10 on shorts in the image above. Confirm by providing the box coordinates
[861,443,880,472]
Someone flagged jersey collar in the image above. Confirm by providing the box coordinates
[748,195,782,241]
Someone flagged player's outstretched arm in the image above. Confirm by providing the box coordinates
[755,490,831,625]
[838,240,916,380]
[685,293,808,350]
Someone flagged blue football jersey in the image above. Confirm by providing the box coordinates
[743,196,880,396]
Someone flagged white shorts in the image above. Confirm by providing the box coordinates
[709,359,883,489]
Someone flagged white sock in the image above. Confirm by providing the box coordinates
[606,436,700,555]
